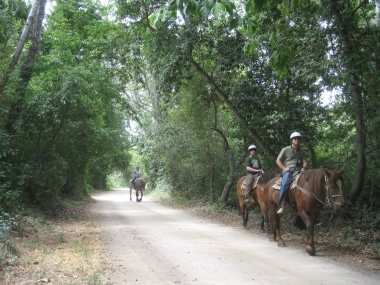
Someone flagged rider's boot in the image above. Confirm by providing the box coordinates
[277,201,285,214]
[244,193,251,204]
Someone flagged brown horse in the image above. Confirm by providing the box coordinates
[257,167,345,256]
[236,171,280,232]
[130,178,146,202]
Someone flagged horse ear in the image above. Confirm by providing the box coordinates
[338,166,345,176]
[322,168,331,177]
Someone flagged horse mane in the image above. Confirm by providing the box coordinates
[258,171,280,184]
[301,169,326,192]
[302,169,324,181]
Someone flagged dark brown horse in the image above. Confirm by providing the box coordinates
[257,167,345,255]
[130,178,146,202]
[236,171,280,232]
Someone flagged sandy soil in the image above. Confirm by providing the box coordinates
[91,189,380,285]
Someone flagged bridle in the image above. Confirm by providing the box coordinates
[324,175,344,207]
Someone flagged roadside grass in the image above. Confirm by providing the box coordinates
[1,197,113,285]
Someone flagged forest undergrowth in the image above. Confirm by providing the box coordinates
[0,196,113,285]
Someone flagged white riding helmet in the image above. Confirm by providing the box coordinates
[290,132,302,140]
[248,144,257,152]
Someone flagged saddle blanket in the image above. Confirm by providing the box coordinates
[242,175,261,190]
[272,172,302,190]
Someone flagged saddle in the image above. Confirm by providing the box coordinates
[242,175,261,191]
[273,172,303,209]
[272,172,302,190]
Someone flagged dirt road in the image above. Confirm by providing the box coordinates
[91,189,379,285]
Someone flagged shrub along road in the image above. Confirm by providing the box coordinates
[91,189,379,285]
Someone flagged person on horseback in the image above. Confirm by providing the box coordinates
[276,132,308,214]
[131,166,141,187]
[244,144,265,204]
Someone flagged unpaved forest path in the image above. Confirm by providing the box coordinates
[91,189,379,285]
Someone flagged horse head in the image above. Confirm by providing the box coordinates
[323,166,346,215]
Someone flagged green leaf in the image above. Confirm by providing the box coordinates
[269,32,277,48]
[149,11,161,26]
[291,0,300,9]
[206,0,215,10]
[229,16,242,29]
[161,9,173,21]
[198,3,211,19]
[269,50,289,78]
[244,40,259,54]
[222,0,236,16]
[243,18,257,33]
[185,0,198,15]
[245,0,253,12]
[253,0,265,10]
[211,3,225,18]
[170,0,183,10]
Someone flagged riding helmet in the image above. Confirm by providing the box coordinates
[248,144,257,152]
[290,132,302,140]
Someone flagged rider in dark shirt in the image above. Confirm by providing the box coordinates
[244,145,265,204]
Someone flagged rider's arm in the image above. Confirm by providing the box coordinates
[246,166,261,173]
[301,159,308,172]
[276,158,289,172]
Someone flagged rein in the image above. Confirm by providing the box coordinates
[295,173,343,208]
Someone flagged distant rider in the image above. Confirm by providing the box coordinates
[131,166,141,186]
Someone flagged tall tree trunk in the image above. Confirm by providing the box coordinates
[213,126,246,204]
[330,1,366,202]
[0,0,40,93]
[4,0,47,139]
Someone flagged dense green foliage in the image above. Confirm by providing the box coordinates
[0,0,133,212]
[0,0,379,238]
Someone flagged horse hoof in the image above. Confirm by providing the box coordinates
[306,246,316,256]
[260,228,265,233]
[277,243,286,248]
[269,237,276,242]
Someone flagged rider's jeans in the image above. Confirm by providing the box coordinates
[278,171,293,206]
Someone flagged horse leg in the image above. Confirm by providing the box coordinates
[243,207,248,228]
[136,189,142,202]
[260,215,265,233]
[130,187,132,201]
[260,205,275,241]
[268,213,276,241]
[264,214,270,236]
[270,209,285,247]
[298,210,317,256]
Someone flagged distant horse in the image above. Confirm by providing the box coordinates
[257,167,345,256]
[130,178,146,202]
[236,171,280,232]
